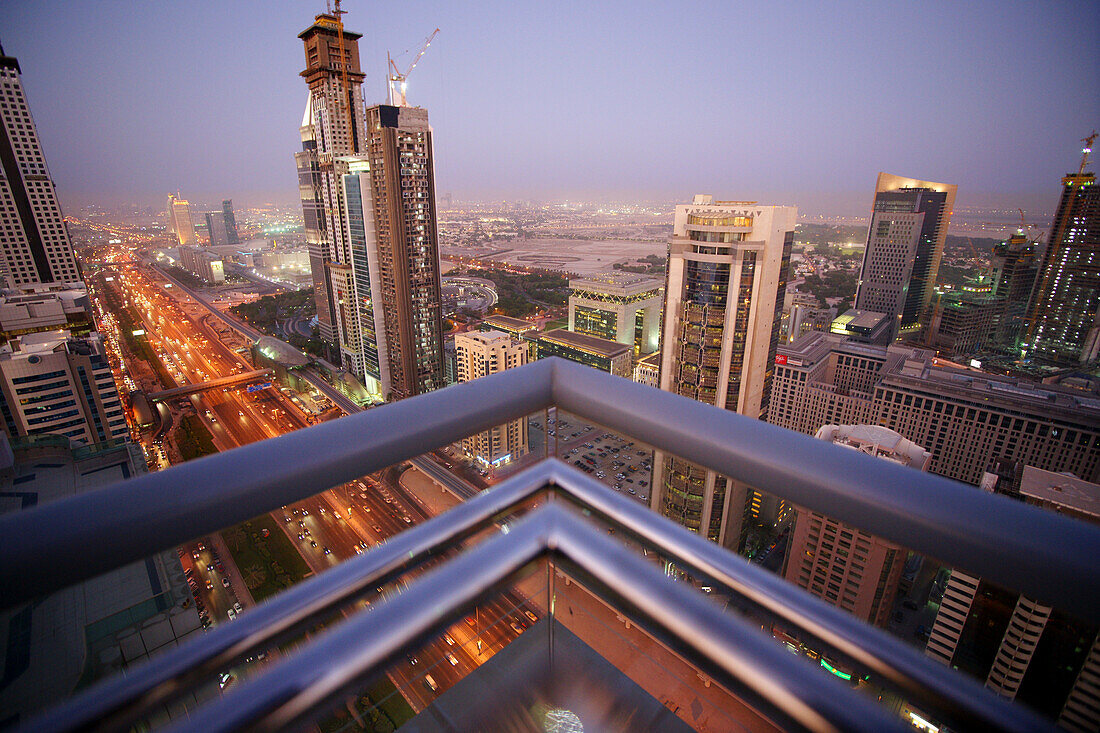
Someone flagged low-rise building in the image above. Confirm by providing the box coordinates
[530,329,632,378]
[479,314,538,339]
[633,351,661,387]
[568,271,662,356]
[0,287,92,340]
[178,246,225,284]
[0,330,130,445]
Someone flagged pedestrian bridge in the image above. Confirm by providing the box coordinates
[146,368,274,401]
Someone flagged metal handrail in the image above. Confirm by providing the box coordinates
[23,461,1054,733]
[169,502,907,733]
[2,358,1096,619]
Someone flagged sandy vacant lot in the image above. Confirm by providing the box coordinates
[447,237,666,276]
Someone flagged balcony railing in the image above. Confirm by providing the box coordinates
[1,357,1095,732]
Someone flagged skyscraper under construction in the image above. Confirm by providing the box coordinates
[295,12,444,399]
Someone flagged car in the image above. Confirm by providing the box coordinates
[524,610,538,623]
[403,516,412,524]
[197,542,205,551]
[424,674,438,692]
[301,509,308,516]
[465,615,477,628]
[444,634,454,646]
[299,519,305,527]
[310,540,317,548]
[408,655,419,666]
[360,541,368,550]
[222,577,230,588]
[207,563,214,571]
[333,511,341,519]
[509,621,523,634]
[227,609,237,620]
[638,494,648,501]
[354,547,363,555]
[372,524,382,533]
[205,579,214,590]
[323,546,331,555]
[284,515,292,522]
[446,653,459,666]
[233,602,243,613]
[360,492,368,499]
[318,507,325,514]
[192,550,200,560]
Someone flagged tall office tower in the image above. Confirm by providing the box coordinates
[924,466,1099,732]
[568,272,663,356]
[1024,150,1099,366]
[204,211,229,247]
[651,196,796,548]
[0,47,82,290]
[784,425,930,627]
[296,13,444,399]
[455,330,528,469]
[165,194,196,246]
[990,231,1038,347]
[0,330,129,445]
[221,199,240,244]
[854,173,957,341]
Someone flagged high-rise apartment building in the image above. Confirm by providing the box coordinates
[1024,156,1099,366]
[854,173,957,340]
[0,330,129,445]
[296,13,444,399]
[166,194,196,247]
[568,272,662,356]
[651,195,796,547]
[455,330,527,468]
[784,424,930,627]
[768,332,1100,485]
[924,466,1099,732]
[0,47,82,290]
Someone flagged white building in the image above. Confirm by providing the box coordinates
[455,330,528,468]
[651,195,797,549]
[0,49,83,289]
[0,330,129,445]
[568,272,663,356]
[179,246,225,284]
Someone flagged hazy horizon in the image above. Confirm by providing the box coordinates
[1,1,1096,219]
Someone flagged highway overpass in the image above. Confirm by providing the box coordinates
[147,369,274,401]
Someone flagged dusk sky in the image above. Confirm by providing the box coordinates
[1,0,1097,216]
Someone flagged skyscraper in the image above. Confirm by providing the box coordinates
[651,196,796,548]
[0,46,82,289]
[990,231,1039,348]
[455,330,528,469]
[166,194,196,247]
[853,173,957,341]
[221,199,240,244]
[296,12,444,399]
[1024,146,1099,366]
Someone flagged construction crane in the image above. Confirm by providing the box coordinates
[1078,130,1097,176]
[387,28,439,107]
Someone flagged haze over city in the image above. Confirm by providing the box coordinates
[1,0,1097,215]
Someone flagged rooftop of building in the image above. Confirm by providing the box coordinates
[536,329,631,358]
[481,314,537,333]
[831,309,889,332]
[456,329,523,346]
[815,424,930,470]
[1019,466,1100,521]
[569,271,663,293]
[636,351,661,368]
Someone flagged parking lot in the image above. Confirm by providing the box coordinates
[529,412,653,504]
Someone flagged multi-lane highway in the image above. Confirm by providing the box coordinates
[99,260,541,712]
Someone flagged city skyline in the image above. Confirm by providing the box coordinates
[0,1,1097,215]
